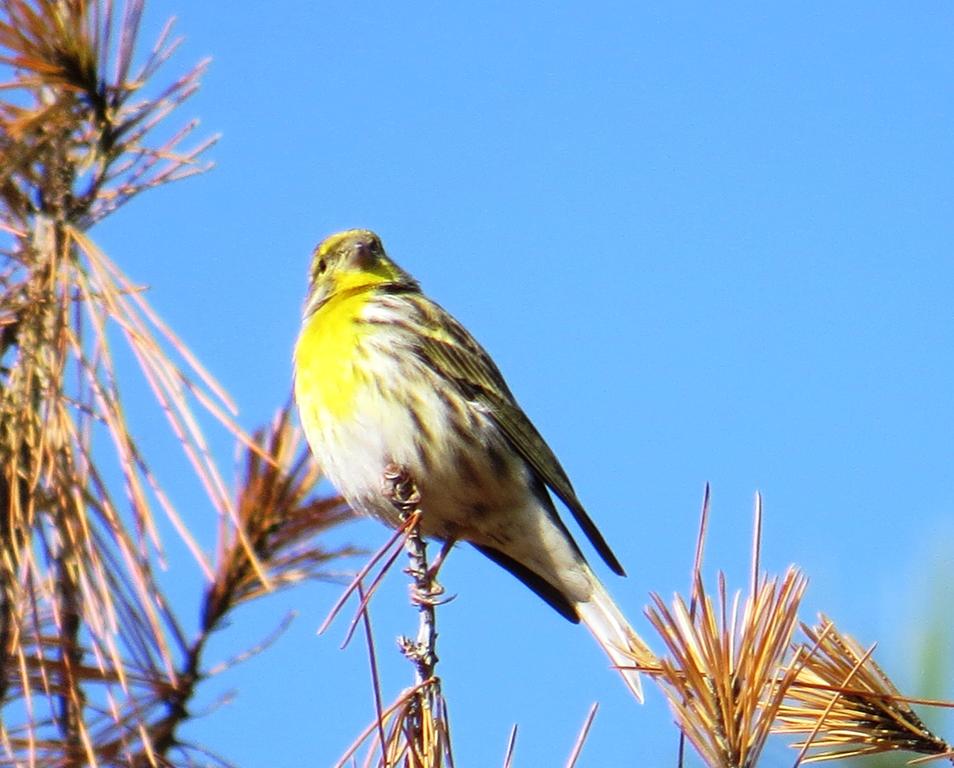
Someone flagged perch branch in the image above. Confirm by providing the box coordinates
[382,463,439,686]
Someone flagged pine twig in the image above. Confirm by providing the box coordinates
[338,463,454,767]
[383,464,441,687]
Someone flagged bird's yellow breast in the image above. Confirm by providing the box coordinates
[294,291,371,422]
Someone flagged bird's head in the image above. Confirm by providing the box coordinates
[303,229,417,316]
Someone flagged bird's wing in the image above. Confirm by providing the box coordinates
[416,316,626,576]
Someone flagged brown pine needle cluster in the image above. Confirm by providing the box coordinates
[203,406,356,628]
[645,567,808,768]
[139,408,356,764]
[0,3,353,765]
[338,677,453,768]
[0,1,228,761]
[776,616,954,764]
[0,0,214,229]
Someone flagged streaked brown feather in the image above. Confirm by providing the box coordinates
[415,311,626,577]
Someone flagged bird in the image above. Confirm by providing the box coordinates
[293,228,650,699]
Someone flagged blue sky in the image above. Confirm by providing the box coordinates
[96,3,954,765]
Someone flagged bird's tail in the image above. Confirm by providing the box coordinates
[575,572,653,703]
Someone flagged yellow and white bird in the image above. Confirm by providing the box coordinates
[294,229,651,699]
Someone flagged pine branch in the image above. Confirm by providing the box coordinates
[334,465,455,768]
[0,5,351,766]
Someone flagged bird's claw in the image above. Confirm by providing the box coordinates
[410,583,456,608]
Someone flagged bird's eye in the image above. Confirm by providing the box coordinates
[315,258,327,275]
